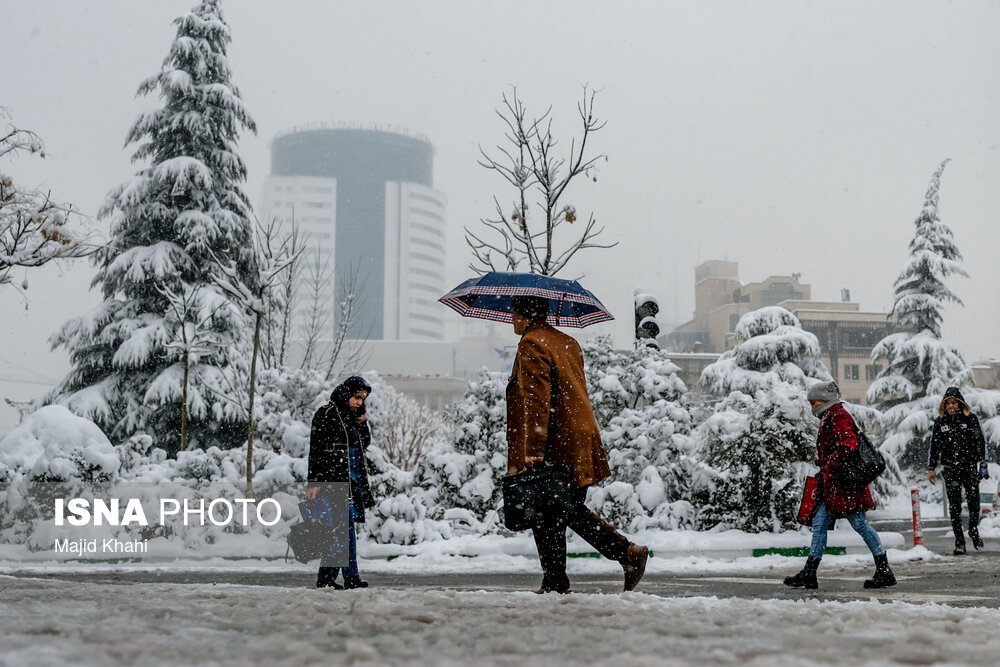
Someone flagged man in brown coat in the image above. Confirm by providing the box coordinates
[506,295,649,593]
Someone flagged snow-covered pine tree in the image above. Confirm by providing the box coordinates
[45,0,257,453]
[697,307,829,532]
[868,159,973,470]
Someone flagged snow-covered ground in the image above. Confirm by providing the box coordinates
[3,570,999,667]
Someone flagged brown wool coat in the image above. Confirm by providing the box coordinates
[506,320,611,488]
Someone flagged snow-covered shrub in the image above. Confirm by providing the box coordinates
[583,336,687,427]
[583,335,633,428]
[254,366,332,457]
[0,406,120,485]
[364,374,447,472]
[591,400,709,531]
[414,369,507,530]
[0,406,122,541]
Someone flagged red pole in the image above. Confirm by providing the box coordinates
[911,488,923,547]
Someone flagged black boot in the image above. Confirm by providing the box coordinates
[969,525,983,550]
[864,553,896,589]
[954,533,967,556]
[343,575,369,589]
[783,556,820,589]
[316,567,343,589]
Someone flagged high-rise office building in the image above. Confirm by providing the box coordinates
[260,124,447,342]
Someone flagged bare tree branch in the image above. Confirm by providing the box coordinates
[1,109,100,294]
[467,87,617,276]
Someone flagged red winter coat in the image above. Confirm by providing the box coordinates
[816,402,876,515]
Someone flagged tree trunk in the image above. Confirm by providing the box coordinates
[245,311,262,497]
[181,349,189,452]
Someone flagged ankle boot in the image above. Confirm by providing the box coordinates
[343,576,369,589]
[316,567,343,589]
[536,572,571,594]
[621,543,649,592]
[969,525,983,550]
[864,553,896,589]
[954,533,967,555]
[783,556,820,589]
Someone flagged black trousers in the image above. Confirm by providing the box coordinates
[943,466,981,536]
[531,487,631,591]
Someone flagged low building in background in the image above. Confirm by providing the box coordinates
[666,260,890,405]
[667,259,812,354]
[782,301,890,405]
[971,360,1000,390]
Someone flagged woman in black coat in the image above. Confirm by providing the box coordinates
[927,386,989,554]
[307,375,375,589]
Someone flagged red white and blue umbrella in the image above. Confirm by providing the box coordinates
[438,271,614,328]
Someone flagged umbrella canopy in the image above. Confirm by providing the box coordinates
[438,271,614,328]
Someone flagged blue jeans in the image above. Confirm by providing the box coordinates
[320,507,359,578]
[809,503,884,559]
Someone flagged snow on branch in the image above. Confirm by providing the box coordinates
[1,109,99,294]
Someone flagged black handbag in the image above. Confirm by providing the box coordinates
[838,429,887,492]
[501,463,576,531]
[285,520,336,564]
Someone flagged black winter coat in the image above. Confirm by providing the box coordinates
[307,402,375,520]
[928,388,987,471]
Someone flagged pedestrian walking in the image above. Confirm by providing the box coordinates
[307,375,376,589]
[506,295,649,594]
[928,386,989,554]
[784,380,896,590]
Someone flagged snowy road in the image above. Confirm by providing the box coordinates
[4,549,1000,667]
[3,573,1000,667]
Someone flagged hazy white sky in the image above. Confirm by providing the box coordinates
[2,1,999,429]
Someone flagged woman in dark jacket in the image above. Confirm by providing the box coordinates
[307,375,375,589]
[928,386,988,554]
[784,380,896,590]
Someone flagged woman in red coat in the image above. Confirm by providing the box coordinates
[784,380,896,590]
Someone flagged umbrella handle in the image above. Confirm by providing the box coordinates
[556,293,565,322]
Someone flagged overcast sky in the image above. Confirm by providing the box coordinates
[2,1,999,429]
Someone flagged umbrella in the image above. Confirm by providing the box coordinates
[438,271,614,328]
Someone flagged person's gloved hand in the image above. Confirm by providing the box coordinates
[979,462,990,480]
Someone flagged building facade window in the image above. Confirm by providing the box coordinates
[844,364,860,380]
[865,364,882,381]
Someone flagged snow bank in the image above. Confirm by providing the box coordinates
[0,405,119,482]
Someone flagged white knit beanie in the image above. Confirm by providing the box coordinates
[806,380,840,403]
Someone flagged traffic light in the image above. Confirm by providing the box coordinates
[634,290,660,349]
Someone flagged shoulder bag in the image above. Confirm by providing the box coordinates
[838,427,887,492]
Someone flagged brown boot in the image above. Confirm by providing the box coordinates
[622,543,649,591]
